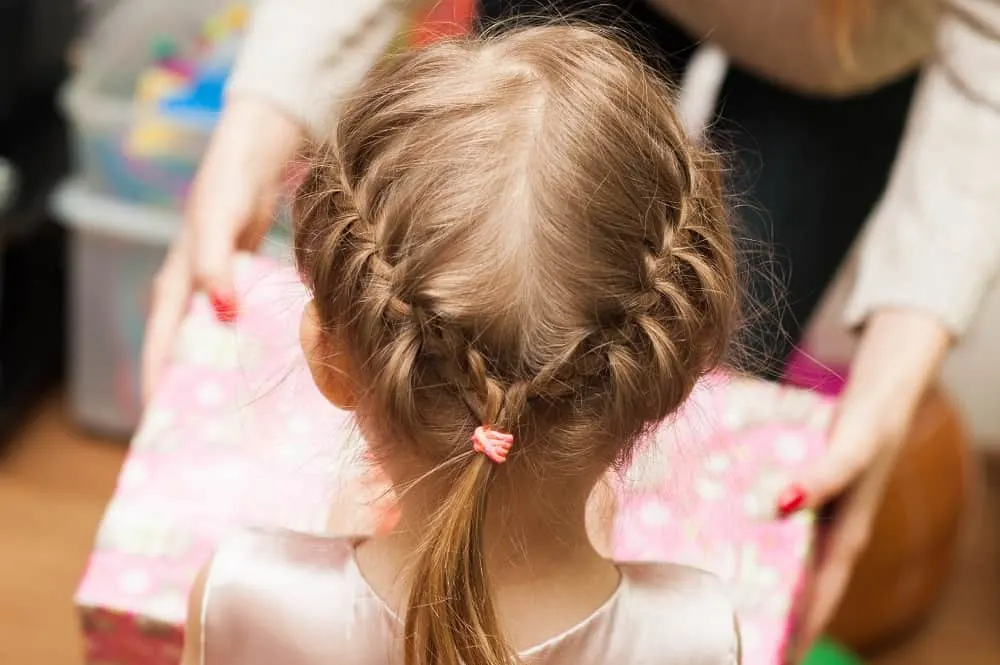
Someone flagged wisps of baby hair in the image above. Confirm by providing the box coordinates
[294,24,739,665]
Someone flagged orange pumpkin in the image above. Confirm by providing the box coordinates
[828,386,970,653]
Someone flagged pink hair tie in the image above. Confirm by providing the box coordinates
[471,426,514,464]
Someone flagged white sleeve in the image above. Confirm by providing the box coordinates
[227,0,414,137]
[844,0,1000,335]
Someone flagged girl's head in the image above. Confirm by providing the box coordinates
[295,25,738,665]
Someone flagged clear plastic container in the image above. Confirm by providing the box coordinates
[64,0,238,208]
[61,81,212,209]
[51,179,291,437]
[53,180,177,436]
[76,0,235,95]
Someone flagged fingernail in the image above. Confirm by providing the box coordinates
[209,290,239,324]
[776,484,807,518]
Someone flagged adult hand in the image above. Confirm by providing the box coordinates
[141,95,303,403]
[779,309,952,661]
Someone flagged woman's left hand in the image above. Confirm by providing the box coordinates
[779,309,952,661]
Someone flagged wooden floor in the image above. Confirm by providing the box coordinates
[1,395,998,664]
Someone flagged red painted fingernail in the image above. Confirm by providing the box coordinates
[776,484,807,518]
[209,291,238,324]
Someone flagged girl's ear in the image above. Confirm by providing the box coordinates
[299,301,357,411]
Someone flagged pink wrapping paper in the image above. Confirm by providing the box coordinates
[76,255,831,665]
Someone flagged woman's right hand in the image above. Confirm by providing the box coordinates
[141,95,303,403]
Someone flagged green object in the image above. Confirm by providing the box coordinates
[802,638,863,665]
[150,35,177,62]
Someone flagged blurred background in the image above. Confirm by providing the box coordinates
[0,2,996,665]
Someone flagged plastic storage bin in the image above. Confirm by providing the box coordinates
[52,179,291,437]
[53,180,176,435]
[75,0,233,94]
[62,81,212,208]
[64,0,236,208]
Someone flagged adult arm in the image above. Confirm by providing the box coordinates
[787,1,1000,652]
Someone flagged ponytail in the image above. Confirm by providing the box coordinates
[404,455,515,665]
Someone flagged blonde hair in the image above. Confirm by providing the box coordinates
[294,25,739,665]
[823,0,871,63]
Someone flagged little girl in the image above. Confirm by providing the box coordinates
[182,25,741,665]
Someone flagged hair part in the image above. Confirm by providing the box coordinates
[294,24,739,665]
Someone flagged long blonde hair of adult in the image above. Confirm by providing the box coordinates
[824,0,872,60]
[294,25,739,665]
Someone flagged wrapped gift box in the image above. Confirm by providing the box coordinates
[76,256,831,665]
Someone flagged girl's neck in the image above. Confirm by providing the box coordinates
[354,472,621,649]
[396,472,601,579]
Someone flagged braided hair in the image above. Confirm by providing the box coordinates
[294,25,739,665]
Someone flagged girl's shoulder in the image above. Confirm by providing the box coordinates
[617,558,729,599]
[192,529,391,665]
[614,561,741,664]
[211,527,361,568]
[204,528,363,602]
